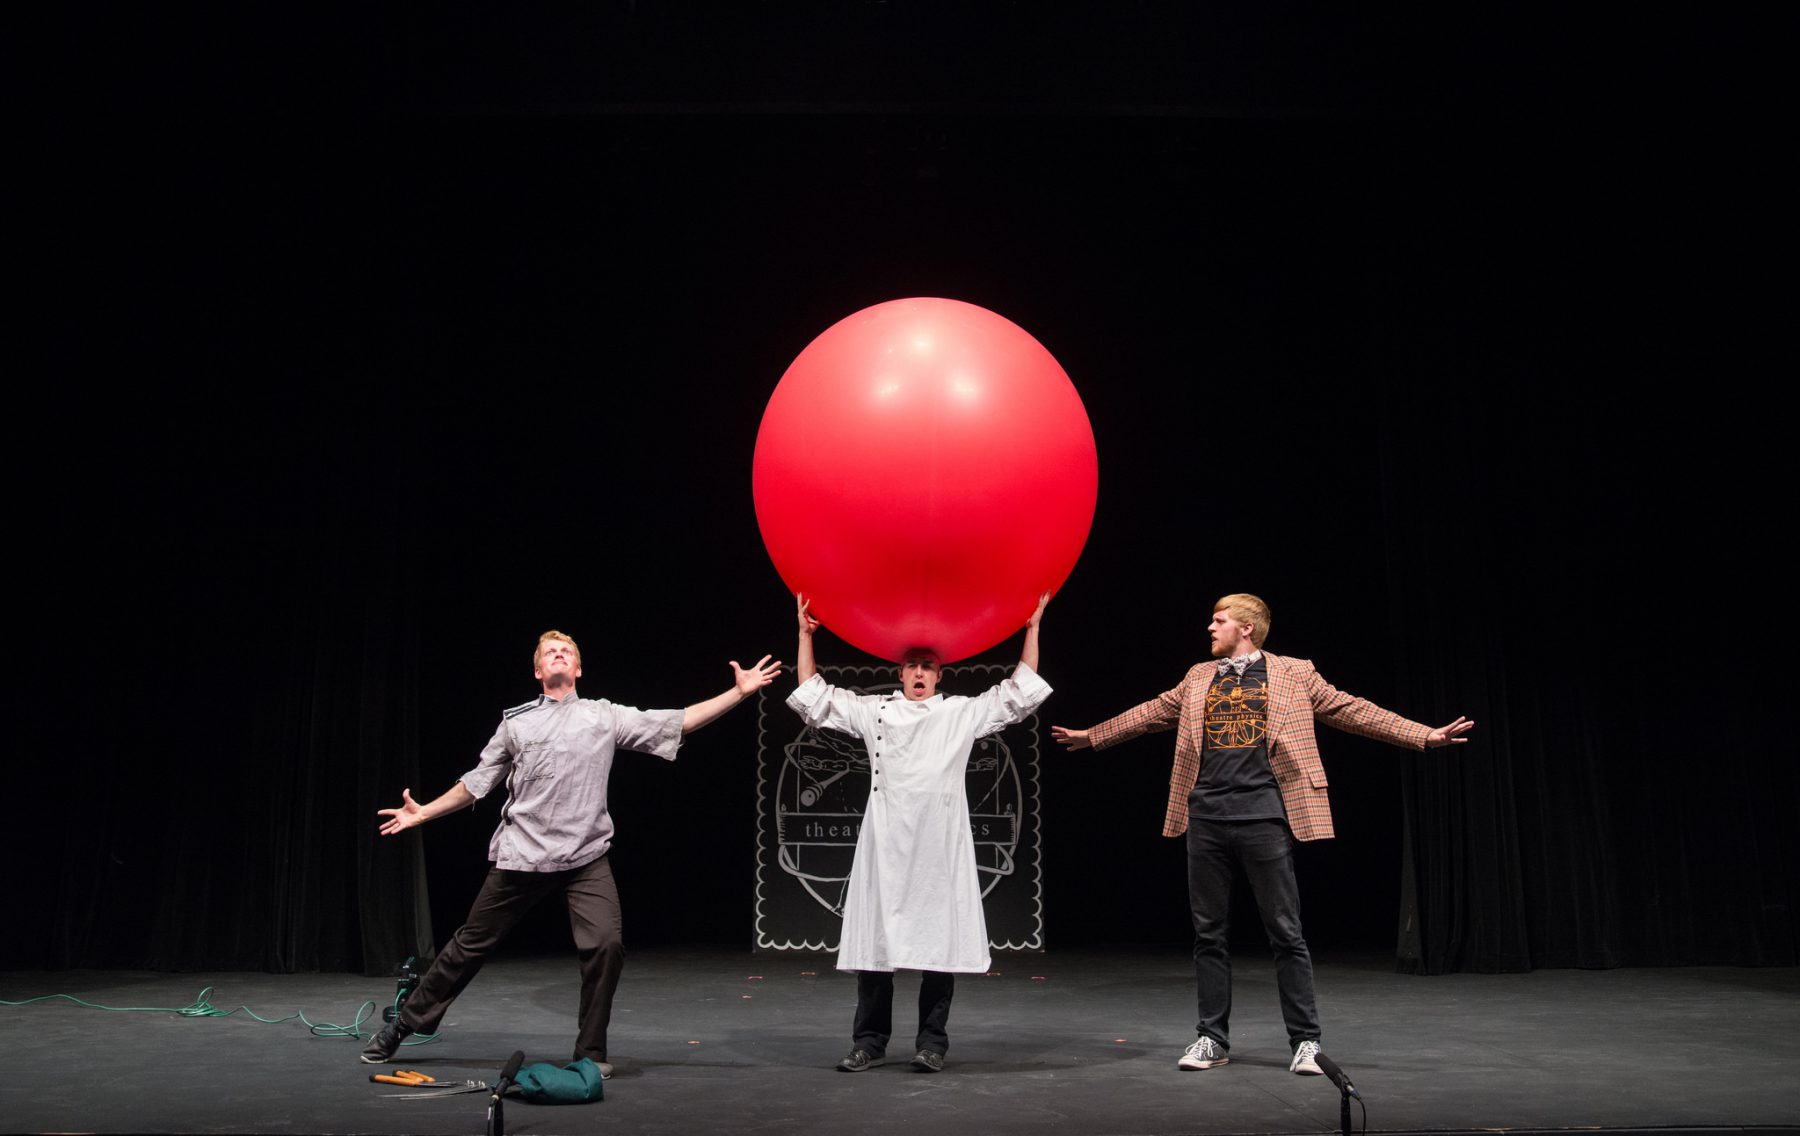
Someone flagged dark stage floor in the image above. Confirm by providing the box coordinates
[3,948,1797,1136]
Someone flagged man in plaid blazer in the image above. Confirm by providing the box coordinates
[1052,593,1471,1077]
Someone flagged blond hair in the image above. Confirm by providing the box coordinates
[535,629,582,668]
[1214,594,1272,648]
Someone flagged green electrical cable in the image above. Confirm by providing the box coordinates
[1,987,438,1046]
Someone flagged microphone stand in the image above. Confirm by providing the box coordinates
[1313,1052,1359,1136]
[487,1050,525,1136]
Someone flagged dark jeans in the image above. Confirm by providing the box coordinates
[402,855,625,1062]
[1186,817,1320,1051]
[851,970,956,1057]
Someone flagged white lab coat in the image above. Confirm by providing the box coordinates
[786,665,1052,973]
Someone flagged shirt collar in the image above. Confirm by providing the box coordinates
[885,691,942,704]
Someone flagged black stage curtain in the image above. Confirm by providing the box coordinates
[12,110,1786,978]
[9,126,436,977]
[1392,539,1794,973]
[1367,201,1793,972]
[16,525,434,976]
[10,203,435,975]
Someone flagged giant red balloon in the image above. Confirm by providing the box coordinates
[753,298,1098,663]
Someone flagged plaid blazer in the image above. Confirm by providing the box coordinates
[1087,652,1431,841]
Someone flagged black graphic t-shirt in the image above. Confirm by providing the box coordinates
[1188,656,1285,822]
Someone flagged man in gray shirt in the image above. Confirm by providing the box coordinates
[360,629,781,1076]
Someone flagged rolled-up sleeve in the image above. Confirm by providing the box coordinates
[786,674,872,737]
[611,704,685,761]
[458,721,515,800]
[974,662,1053,738]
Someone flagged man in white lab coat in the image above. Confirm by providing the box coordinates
[787,592,1051,1073]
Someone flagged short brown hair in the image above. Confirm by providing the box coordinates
[1213,594,1272,648]
[535,630,582,668]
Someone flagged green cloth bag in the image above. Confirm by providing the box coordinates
[513,1058,605,1103]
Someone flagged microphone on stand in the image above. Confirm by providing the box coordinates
[487,1049,525,1136]
[1314,1051,1359,1099]
[495,1049,526,1091]
[1312,1050,1360,1136]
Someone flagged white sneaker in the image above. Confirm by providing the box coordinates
[1290,1039,1323,1075]
[1178,1036,1229,1070]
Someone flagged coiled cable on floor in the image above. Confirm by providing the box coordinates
[1,987,438,1045]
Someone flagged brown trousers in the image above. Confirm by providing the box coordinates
[401,855,624,1062]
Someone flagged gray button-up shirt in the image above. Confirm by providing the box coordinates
[458,693,684,872]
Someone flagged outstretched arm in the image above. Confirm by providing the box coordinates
[1303,663,1466,750]
[795,593,819,684]
[378,782,476,836]
[682,655,783,734]
[1053,668,1195,752]
[1020,592,1049,673]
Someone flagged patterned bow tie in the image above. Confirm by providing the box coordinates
[1218,652,1260,677]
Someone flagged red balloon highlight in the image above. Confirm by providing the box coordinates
[753,297,1098,663]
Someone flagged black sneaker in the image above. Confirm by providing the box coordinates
[910,1050,945,1073]
[836,1048,885,1072]
[1178,1036,1229,1070]
[359,1018,415,1064]
[1289,1039,1323,1076]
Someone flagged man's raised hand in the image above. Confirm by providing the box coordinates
[1426,716,1475,748]
[733,655,783,696]
[1049,725,1092,751]
[378,789,424,836]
